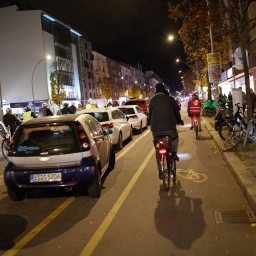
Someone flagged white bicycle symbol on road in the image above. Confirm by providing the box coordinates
[176,169,208,182]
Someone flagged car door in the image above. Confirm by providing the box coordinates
[112,109,130,140]
[84,117,109,170]
[136,106,147,128]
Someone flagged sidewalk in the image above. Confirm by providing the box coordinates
[202,116,256,215]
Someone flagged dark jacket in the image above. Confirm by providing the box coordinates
[61,106,72,115]
[3,113,21,134]
[38,107,53,117]
[69,105,76,114]
[149,92,177,132]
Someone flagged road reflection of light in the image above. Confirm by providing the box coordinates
[178,152,191,160]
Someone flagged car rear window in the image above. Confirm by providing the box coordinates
[12,123,81,156]
[118,108,135,115]
[86,112,109,122]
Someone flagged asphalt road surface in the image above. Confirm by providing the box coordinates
[0,103,256,256]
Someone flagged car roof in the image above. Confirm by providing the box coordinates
[19,113,92,127]
[118,105,138,108]
[76,107,120,114]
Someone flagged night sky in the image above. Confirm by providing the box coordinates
[6,0,187,91]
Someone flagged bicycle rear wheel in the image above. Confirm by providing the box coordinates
[171,159,177,183]
[195,125,199,139]
[222,132,243,152]
[162,154,170,191]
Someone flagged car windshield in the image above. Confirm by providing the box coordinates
[12,123,80,156]
[118,108,135,115]
[86,112,109,122]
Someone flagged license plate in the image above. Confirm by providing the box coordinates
[30,173,62,183]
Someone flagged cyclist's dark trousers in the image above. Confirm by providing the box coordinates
[152,130,178,170]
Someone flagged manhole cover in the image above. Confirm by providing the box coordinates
[214,210,256,224]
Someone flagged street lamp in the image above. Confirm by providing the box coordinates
[31,55,51,113]
[168,35,183,43]
[176,58,192,70]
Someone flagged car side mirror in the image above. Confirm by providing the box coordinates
[126,116,129,121]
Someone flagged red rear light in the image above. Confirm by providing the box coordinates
[129,115,139,119]
[159,148,167,154]
[76,125,83,131]
[102,123,114,129]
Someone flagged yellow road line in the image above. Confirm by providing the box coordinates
[2,129,152,255]
[116,129,150,161]
[3,197,75,256]
[80,147,155,256]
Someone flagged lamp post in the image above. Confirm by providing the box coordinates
[31,55,51,113]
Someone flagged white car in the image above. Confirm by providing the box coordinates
[76,107,133,150]
[117,105,148,134]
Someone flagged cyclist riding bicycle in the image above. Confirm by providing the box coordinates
[149,83,184,179]
[188,92,202,131]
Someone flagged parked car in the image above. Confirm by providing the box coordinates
[124,99,149,123]
[4,114,115,201]
[117,105,148,134]
[76,107,133,150]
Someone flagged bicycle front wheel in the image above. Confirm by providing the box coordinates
[222,132,243,152]
[219,120,238,141]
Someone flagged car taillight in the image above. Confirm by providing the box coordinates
[102,123,114,129]
[76,125,84,131]
[129,115,138,119]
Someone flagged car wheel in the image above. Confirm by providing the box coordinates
[139,122,143,134]
[108,147,116,171]
[7,188,25,201]
[144,121,148,130]
[129,127,133,141]
[115,133,123,150]
[88,165,101,198]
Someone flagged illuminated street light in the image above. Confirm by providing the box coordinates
[176,58,192,70]
[31,55,51,113]
[168,35,183,42]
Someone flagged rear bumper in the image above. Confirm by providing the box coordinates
[4,157,97,191]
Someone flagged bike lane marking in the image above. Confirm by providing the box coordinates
[2,129,151,255]
[79,147,155,256]
[3,197,75,256]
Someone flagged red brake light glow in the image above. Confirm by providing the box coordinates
[102,123,114,129]
[129,115,138,119]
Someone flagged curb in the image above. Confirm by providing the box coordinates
[202,117,256,215]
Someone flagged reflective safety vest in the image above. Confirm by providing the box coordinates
[23,111,33,122]
[189,99,201,115]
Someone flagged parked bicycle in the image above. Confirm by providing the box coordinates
[218,103,247,141]
[155,135,176,191]
[214,103,233,131]
[0,121,12,159]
